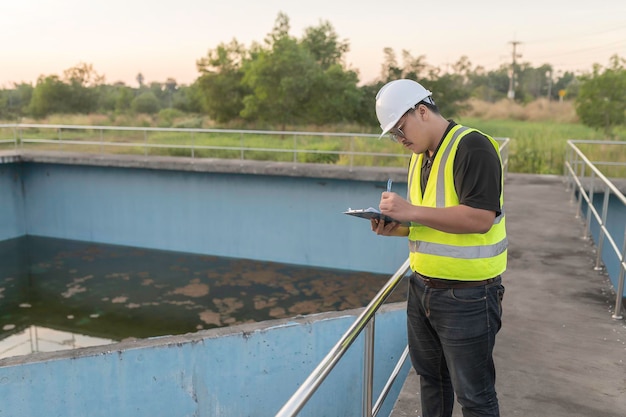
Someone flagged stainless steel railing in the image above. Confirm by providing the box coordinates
[275,259,411,417]
[564,140,626,320]
[0,123,410,169]
[0,124,510,172]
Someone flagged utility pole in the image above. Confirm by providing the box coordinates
[507,41,522,100]
[546,69,553,102]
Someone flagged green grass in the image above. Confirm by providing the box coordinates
[458,117,626,176]
[3,115,626,176]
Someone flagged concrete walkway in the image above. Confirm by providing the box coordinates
[391,173,626,417]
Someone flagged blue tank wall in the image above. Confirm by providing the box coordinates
[0,163,25,240]
[585,193,626,297]
[17,162,408,274]
[0,304,410,417]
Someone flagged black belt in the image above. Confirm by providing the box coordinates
[414,272,498,289]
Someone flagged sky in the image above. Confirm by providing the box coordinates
[2,0,626,88]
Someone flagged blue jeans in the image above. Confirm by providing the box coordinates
[407,273,505,417]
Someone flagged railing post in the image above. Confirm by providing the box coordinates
[563,144,569,180]
[99,129,103,155]
[143,130,148,157]
[566,142,574,190]
[575,161,586,219]
[350,136,355,171]
[569,161,577,204]
[240,132,244,160]
[568,153,576,194]
[191,132,195,159]
[362,319,375,417]
[583,171,595,240]
[611,224,626,320]
[293,134,297,163]
[594,187,611,271]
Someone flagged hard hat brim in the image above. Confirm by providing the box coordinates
[379,118,400,139]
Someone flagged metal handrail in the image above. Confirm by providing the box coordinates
[499,138,511,178]
[275,258,411,417]
[564,140,626,320]
[0,123,407,170]
[0,124,510,171]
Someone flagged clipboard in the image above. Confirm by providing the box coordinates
[343,207,410,227]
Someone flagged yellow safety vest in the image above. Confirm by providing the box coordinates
[407,125,507,280]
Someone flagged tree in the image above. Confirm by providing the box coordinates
[196,39,249,122]
[552,71,577,100]
[380,48,403,82]
[379,48,429,83]
[299,19,359,124]
[63,62,104,87]
[468,66,509,102]
[28,75,72,118]
[353,82,384,127]
[0,83,33,119]
[114,85,134,113]
[131,91,160,114]
[301,20,349,70]
[173,83,204,113]
[575,55,626,137]
[401,50,429,81]
[375,51,470,117]
[306,64,362,124]
[514,63,553,103]
[164,78,177,108]
[240,13,319,127]
[63,63,103,113]
[423,70,471,117]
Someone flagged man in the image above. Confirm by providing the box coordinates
[371,79,507,417]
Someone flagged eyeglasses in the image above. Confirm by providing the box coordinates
[386,97,435,142]
[388,117,407,143]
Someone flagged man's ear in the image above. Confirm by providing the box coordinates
[418,104,428,119]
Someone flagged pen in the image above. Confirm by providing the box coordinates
[387,178,393,192]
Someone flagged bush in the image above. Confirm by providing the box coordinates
[156,108,184,127]
[131,92,160,115]
[298,141,341,164]
[173,117,205,129]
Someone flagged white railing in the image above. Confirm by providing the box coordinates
[564,140,626,320]
[275,259,411,417]
[0,124,409,169]
[0,124,510,172]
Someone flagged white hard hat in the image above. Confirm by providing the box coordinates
[375,79,433,137]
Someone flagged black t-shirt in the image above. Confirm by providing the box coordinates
[420,121,502,215]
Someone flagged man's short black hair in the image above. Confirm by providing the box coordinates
[419,98,439,114]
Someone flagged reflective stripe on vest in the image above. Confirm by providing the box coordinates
[409,236,508,259]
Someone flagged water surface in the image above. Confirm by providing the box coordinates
[0,236,404,357]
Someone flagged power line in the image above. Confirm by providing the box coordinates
[524,23,626,45]
[530,39,626,61]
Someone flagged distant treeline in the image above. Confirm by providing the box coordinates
[1,13,624,136]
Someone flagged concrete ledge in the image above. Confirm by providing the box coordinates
[2,149,408,183]
[0,150,19,164]
[0,305,378,367]
[0,302,409,417]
